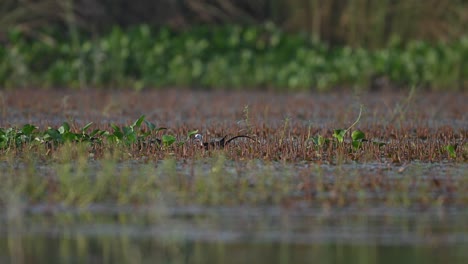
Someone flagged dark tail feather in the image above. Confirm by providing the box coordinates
[204,135,227,149]
[224,135,256,146]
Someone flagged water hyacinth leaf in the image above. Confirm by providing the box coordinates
[46,128,62,141]
[58,122,70,134]
[352,140,363,149]
[1,25,465,90]
[351,130,366,141]
[333,129,346,143]
[162,134,176,146]
[21,124,37,135]
[446,145,456,158]
[62,132,78,142]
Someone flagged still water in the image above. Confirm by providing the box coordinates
[1,160,467,263]
[1,204,467,263]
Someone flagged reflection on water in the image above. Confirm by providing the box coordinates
[1,160,467,263]
[1,204,467,264]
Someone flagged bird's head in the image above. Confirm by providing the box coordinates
[194,133,204,147]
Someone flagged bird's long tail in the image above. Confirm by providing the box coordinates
[225,135,257,145]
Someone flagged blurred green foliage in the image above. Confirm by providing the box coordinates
[0,24,466,91]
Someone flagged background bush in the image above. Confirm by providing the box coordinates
[0,24,466,91]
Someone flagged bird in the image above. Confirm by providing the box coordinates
[194,133,256,150]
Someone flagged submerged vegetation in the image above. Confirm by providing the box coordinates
[1,25,466,90]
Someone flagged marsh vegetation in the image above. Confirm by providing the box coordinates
[0,89,467,263]
[1,1,467,262]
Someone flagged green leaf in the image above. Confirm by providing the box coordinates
[111,124,121,133]
[333,129,346,143]
[132,115,145,128]
[122,126,134,136]
[162,134,176,147]
[21,124,37,135]
[46,128,62,142]
[81,122,93,133]
[352,140,362,149]
[111,125,123,140]
[58,122,70,134]
[89,129,101,137]
[351,130,365,141]
[126,133,137,143]
[107,134,119,143]
[144,120,156,131]
[110,124,123,139]
[311,135,326,146]
[446,145,456,158]
[187,130,199,138]
[62,132,78,142]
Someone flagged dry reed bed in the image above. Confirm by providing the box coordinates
[2,118,465,163]
[64,123,465,163]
